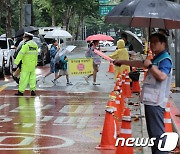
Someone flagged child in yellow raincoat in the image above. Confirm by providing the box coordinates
[109,39,130,78]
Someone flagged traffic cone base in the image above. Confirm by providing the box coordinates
[116,108,133,154]
[96,145,117,150]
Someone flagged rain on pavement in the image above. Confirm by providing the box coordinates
[0,49,120,154]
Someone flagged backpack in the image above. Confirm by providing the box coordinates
[55,60,62,69]
[55,54,67,70]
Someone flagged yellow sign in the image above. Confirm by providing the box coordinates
[69,58,93,76]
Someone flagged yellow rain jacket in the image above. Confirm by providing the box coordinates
[14,40,38,93]
[109,39,130,78]
[14,40,38,72]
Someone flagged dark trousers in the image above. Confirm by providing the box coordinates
[145,105,168,154]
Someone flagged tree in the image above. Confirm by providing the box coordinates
[0,0,4,23]
[6,0,12,37]
[27,0,35,26]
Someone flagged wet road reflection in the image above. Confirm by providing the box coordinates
[0,90,113,154]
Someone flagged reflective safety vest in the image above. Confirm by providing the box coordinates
[141,52,173,108]
[14,40,38,72]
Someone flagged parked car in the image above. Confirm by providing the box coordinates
[0,37,16,75]
[0,50,4,78]
[33,36,49,66]
[99,41,114,47]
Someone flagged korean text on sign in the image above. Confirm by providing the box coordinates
[69,58,93,76]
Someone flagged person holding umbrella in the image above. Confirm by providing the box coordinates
[42,39,60,83]
[109,39,130,78]
[121,33,134,52]
[113,33,172,154]
[84,40,101,85]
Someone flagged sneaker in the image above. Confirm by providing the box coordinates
[93,82,100,86]
[67,82,73,86]
[31,91,36,96]
[14,91,23,96]
[52,80,58,85]
[83,77,89,84]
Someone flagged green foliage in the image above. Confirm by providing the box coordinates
[0,0,125,39]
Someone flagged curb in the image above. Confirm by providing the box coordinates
[169,97,180,146]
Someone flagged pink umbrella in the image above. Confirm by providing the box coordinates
[86,34,114,41]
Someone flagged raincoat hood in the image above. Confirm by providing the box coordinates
[117,39,125,49]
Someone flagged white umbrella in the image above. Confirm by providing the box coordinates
[44,29,72,39]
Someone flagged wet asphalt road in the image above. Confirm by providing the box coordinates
[0,49,119,154]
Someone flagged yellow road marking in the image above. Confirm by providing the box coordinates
[0,86,7,92]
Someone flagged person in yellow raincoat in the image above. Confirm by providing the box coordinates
[14,32,38,96]
[109,39,130,78]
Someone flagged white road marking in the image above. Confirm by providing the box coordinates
[4,81,18,87]
[0,95,109,99]
[0,136,34,146]
[41,104,54,110]
[77,117,90,129]
[0,115,12,122]
[0,104,10,110]
[22,123,34,128]
[85,105,94,114]
[10,104,54,113]
[54,117,66,124]
[54,116,90,128]
[0,132,75,150]
[41,116,53,122]
[59,105,94,114]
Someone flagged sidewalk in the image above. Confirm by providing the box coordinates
[169,88,180,147]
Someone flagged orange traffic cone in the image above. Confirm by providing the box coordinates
[116,80,122,87]
[124,75,133,98]
[113,96,122,136]
[109,91,117,100]
[116,108,133,154]
[115,92,125,120]
[132,81,141,93]
[114,85,120,92]
[116,72,121,79]
[108,62,115,73]
[96,101,117,150]
[164,102,173,132]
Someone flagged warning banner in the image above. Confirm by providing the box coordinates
[68,58,93,76]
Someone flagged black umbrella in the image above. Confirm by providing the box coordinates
[105,0,180,29]
[15,26,38,38]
